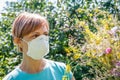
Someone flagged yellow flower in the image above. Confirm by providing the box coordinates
[66,64,71,72]
[86,62,91,66]
[86,51,96,58]
[101,57,107,64]
[104,24,110,30]
[89,33,96,39]
[62,75,69,80]
[89,13,93,17]
[84,26,89,29]
[117,53,120,59]
[101,19,107,25]
[64,47,72,56]
[73,53,81,60]
[92,49,97,53]
[85,29,91,34]
[65,48,70,53]
[109,23,114,27]
[108,18,112,21]
[94,8,99,13]
[110,39,114,43]
[84,27,96,39]
[107,15,112,21]
[95,37,101,45]
[76,8,84,13]
[70,46,78,53]
[79,21,85,26]
[86,52,91,57]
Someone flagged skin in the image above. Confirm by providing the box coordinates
[14,26,75,80]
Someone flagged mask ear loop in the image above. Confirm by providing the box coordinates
[13,37,22,53]
[21,39,28,43]
[17,38,23,53]
[17,45,23,53]
[17,45,20,53]
[17,38,27,53]
[21,39,29,53]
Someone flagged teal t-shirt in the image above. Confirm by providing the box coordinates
[3,60,72,80]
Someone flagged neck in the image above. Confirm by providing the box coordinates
[20,54,46,74]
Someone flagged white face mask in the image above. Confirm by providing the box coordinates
[22,35,49,60]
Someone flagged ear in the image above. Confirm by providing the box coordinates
[16,45,23,52]
[13,37,23,52]
[13,37,22,45]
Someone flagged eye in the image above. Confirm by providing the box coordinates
[44,32,49,36]
[44,34,48,36]
[33,34,39,38]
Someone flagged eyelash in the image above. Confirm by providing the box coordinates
[32,33,48,39]
[33,34,39,38]
[44,33,48,36]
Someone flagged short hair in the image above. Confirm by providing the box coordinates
[12,12,49,39]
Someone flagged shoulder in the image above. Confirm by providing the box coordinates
[3,71,15,80]
[46,59,73,79]
[46,59,66,73]
[3,74,14,80]
[3,67,20,80]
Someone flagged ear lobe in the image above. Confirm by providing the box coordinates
[19,47,23,52]
[17,45,23,52]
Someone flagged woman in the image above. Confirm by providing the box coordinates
[3,12,75,80]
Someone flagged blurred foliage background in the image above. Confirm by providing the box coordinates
[0,0,120,80]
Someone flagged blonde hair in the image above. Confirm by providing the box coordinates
[12,12,49,39]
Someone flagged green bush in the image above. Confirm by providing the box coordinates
[0,0,120,80]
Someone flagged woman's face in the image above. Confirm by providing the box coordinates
[20,26,49,54]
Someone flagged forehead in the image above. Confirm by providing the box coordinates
[31,26,48,34]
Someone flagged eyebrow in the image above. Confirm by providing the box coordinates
[33,32,40,34]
